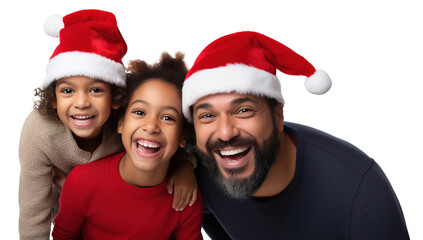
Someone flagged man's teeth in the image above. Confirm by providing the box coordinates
[137,141,161,148]
[220,147,248,156]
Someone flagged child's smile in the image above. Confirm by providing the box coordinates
[136,138,163,158]
[118,78,185,187]
[54,76,114,140]
[71,115,96,127]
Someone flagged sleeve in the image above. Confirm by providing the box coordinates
[174,188,204,240]
[52,168,85,240]
[201,208,231,240]
[172,148,197,168]
[19,115,54,240]
[349,161,410,240]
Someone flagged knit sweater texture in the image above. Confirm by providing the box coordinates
[19,110,123,240]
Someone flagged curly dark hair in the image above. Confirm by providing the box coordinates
[123,51,192,138]
[124,52,186,106]
[33,79,125,128]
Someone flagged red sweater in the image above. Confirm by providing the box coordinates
[52,152,203,240]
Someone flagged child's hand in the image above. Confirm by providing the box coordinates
[167,159,198,211]
[52,166,67,191]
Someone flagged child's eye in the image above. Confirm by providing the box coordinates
[162,115,175,122]
[133,110,145,116]
[90,88,103,93]
[60,88,74,94]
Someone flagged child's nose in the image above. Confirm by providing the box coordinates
[74,92,90,109]
[143,117,160,134]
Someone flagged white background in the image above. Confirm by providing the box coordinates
[1,0,421,239]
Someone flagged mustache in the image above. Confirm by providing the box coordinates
[206,136,256,151]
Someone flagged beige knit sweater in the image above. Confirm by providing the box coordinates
[19,110,123,240]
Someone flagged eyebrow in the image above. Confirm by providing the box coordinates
[193,103,212,114]
[193,96,258,114]
[56,78,107,87]
[129,100,181,114]
[231,97,258,105]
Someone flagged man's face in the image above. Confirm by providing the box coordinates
[192,93,283,199]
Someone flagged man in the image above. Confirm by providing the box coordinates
[182,31,409,239]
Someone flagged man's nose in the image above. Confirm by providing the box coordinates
[216,115,239,142]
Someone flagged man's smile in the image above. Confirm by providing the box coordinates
[214,146,252,169]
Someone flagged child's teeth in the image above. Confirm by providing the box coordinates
[73,115,93,120]
[137,141,160,148]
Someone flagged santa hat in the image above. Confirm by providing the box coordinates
[42,9,127,89]
[182,31,331,121]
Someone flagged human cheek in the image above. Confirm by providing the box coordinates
[98,98,113,115]
[195,126,212,151]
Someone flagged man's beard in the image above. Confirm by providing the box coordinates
[197,124,280,199]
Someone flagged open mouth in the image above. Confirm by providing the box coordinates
[217,146,251,163]
[71,115,95,125]
[136,140,162,156]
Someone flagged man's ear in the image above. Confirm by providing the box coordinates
[117,118,124,134]
[275,103,284,133]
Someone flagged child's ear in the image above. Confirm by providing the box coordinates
[117,118,124,134]
[179,138,187,148]
[179,130,188,148]
[112,103,120,110]
[51,101,57,109]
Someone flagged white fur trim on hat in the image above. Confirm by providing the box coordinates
[182,64,284,122]
[43,51,126,89]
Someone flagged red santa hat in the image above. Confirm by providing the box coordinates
[182,31,331,121]
[42,9,127,89]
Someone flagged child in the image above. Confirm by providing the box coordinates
[52,52,203,239]
[19,10,197,239]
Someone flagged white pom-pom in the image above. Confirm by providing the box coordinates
[44,14,64,38]
[304,69,332,95]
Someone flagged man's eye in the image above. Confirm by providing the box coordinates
[238,108,252,113]
[198,113,215,123]
[199,113,214,119]
[236,107,255,118]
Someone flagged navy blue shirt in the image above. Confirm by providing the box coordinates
[196,122,409,240]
